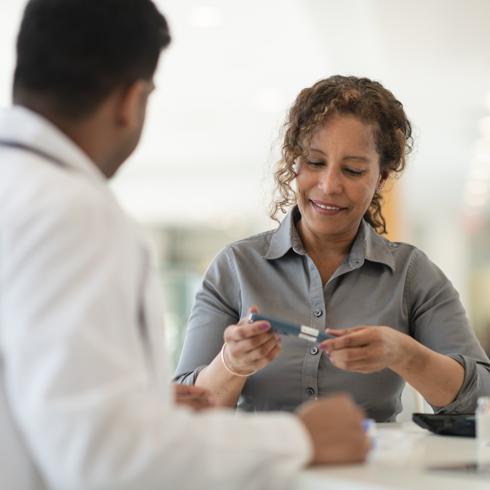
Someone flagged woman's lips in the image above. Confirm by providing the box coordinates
[310,200,346,215]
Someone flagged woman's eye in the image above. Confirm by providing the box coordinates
[305,160,324,168]
[344,168,365,176]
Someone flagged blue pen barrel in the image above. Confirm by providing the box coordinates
[248,313,333,343]
[250,314,296,336]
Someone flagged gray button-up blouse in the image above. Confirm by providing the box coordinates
[174,208,490,421]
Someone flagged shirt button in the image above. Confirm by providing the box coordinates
[305,387,316,397]
[310,345,319,355]
[313,309,323,318]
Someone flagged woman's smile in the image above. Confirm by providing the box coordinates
[309,199,347,216]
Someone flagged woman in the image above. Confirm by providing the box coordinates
[174,75,490,421]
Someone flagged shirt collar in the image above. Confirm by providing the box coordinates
[350,220,396,271]
[264,207,303,260]
[0,105,107,184]
[264,206,396,272]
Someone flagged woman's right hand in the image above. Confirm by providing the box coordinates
[222,307,281,376]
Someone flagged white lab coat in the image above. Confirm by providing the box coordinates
[0,106,311,490]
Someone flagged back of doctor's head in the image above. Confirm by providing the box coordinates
[13,0,171,119]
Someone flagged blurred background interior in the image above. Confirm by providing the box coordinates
[2,0,490,370]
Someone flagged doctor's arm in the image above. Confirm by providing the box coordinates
[2,188,312,490]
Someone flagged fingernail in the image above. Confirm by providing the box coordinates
[259,322,270,331]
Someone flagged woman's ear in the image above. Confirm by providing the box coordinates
[292,157,300,176]
[377,171,389,192]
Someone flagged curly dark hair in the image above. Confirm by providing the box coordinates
[271,75,413,234]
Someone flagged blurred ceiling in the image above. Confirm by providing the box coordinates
[1,0,490,230]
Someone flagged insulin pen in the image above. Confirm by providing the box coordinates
[248,313,333,343]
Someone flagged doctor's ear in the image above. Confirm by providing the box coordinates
[115,80,151,129]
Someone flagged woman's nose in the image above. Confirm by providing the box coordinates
[318,168,342,194]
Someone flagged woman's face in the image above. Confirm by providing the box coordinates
[295,114,384,245]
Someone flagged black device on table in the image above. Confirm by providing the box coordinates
[412,412,475,437]
[427,461,490,475]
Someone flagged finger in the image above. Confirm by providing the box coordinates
[329,356,380,373]
[225,321,271,343]
[191,401,213,411]
[265,342,282,362]
[245,338,282,371]
[343,362,380,374]
[235,305,259,326]
[329,346,369,364]
[175,392,208,403]
[227,330,278,358]
[325,326,366,337]
[173,383,198,397]
[243,351,280,373]
[234,335,281,364]
[177,395,214,411]
[220,333,279,375]
[174,384,211,398]
[320,329,372,352]
[173,383,193,394]
[247,305,258,316]
[249,335,281,362]
[323,329,347,337]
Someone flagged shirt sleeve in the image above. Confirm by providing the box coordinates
[406,248,490,413]
[174,247,241,384]
[1,181,312,490]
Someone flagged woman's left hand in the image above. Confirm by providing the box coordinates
[319,326,412,374]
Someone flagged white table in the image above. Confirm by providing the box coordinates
[295,422,490,489]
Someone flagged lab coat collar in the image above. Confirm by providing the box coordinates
[0,105,107,184]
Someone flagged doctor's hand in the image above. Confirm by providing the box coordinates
[221,306,281,376]
[297,394,369,465]
[320,326,414,374]
[173,384,215,411]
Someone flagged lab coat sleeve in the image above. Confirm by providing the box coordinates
[1,182,311,490]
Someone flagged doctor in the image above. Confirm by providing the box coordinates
[0,1,368,489]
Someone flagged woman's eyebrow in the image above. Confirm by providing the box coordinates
[343,155,369,163]
[308,147,369,162]
[308,146,325,155]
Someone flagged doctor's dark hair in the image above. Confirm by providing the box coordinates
[13,0,171,118]
[271,75,413,234]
